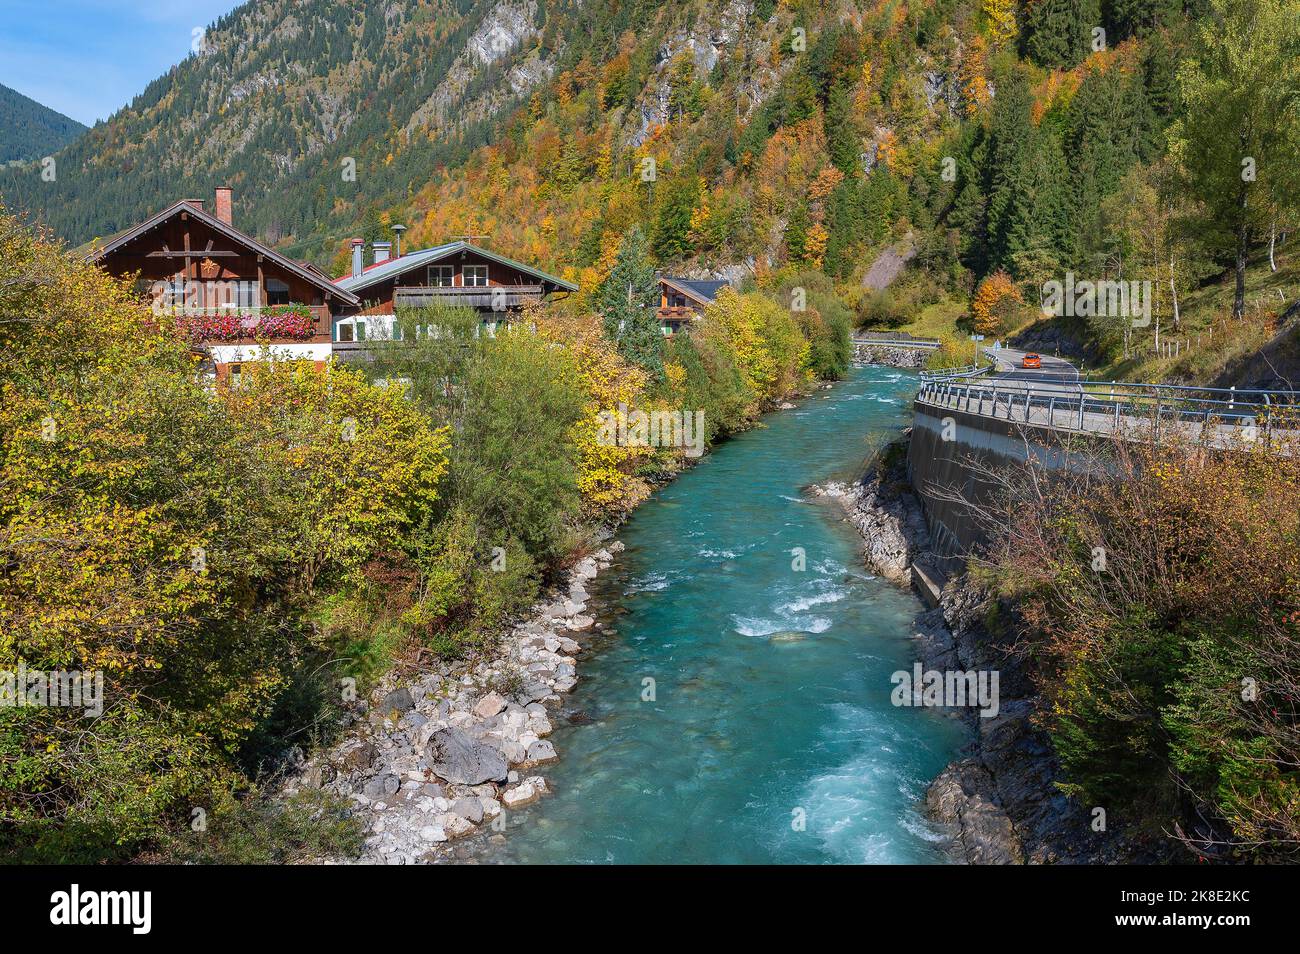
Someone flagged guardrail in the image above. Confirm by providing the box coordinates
[917,377,1297,445]
[919,362,995,382]
[853,333,941,350]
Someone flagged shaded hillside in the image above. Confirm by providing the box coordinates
[0,83,86,164]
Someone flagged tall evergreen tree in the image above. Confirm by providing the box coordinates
[825,84,860,176]
[1022,0,1102,69]
[984,73,1038,272]
[597,227,664,377]
[650,175,699,262]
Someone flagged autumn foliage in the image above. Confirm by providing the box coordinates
[986,426,1300,859]
[970,270,1024,336]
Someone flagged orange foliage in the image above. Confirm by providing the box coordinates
[960,36,991,116]
[971,270,1024,335]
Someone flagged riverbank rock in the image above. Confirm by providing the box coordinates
[281,543,623,863]
[827,431,1173,865]
[427,728,509,785]
[854,343,928,368]
[918,572,1180,864]
[812,440,932,584]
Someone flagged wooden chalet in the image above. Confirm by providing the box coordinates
[331,238,578,354]
[657,276,730,334]
[81,187,359,380]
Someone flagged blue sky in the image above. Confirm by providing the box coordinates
[0,0,245,125]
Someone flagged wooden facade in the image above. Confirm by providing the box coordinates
[83,191,358,377]
[657,277,730,334]
[333,240,579,354]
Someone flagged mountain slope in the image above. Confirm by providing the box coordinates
[0,0,555,258]
[0,83,86,164]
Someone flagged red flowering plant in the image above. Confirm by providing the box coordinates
[178,304,315,344]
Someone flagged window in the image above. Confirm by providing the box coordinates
[228,363,242,388]
[463,265,488,287]
[427,265,454,287]
[335,321,355,343]
[265,278,291,306]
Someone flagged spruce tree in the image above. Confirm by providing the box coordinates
[1023,0,1102,69]
[598,227,664,377]
[825,84,860,176]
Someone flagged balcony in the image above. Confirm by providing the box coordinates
[165,304,333,344]
[394,284,545,311]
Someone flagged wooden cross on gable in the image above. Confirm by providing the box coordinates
[146,239,238,259]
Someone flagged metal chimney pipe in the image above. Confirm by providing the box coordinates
[391,223,406,259]
[350,238,364,277]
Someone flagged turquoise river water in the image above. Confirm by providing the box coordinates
[481,365,965,864]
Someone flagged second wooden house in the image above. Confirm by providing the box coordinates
[331,238,578,357]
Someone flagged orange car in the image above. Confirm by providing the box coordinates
[1021,353,1042,369]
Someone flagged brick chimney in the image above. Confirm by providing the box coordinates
[350,238,365,278]
[214,186,233,226]
[372,241,391,265]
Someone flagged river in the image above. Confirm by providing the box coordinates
[479,365,965,864]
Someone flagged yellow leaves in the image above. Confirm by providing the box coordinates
[701,288,809,406]
[532,309,651,512]
[981,0,1017,46]
[971,270,1024,336]
[663,361,687,392]
[804,222,829,269]
[689,187,712,239]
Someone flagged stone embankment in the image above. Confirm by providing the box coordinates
[853,342,929,369]
[813,436,1157,864]
[284,544,623,864]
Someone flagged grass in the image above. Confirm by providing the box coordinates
[882,242,1300,387]
[1096,245,1300,384]
[896,293,966,339]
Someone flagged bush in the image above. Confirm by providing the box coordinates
[988,427,1300,858]
[924,334,979,370]
[772,270,853,380]
[0,211,449,860]
[698,288,810,406]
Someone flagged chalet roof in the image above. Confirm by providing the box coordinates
[335,240,579,295]
[660,276,730,306]
[78,200,360,306]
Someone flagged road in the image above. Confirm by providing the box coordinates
[982,346,1082,396]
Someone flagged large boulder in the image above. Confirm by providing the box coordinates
[334,740,378,773]
[381,687,415,713]
[426,727,509,785]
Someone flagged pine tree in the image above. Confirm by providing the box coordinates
[785,201,812,264]
[825,84,860,176]
[984,73,1038,273]
[650,175,699,262]
[1022,0,1101,69]
[597,227,663,377]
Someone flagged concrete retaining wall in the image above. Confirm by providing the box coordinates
[907,399,1109,556]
